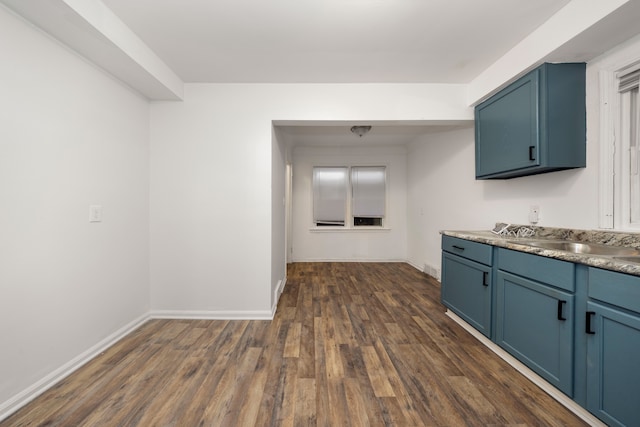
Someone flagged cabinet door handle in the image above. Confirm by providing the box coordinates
[557,300,567,321]
[585,311,596,334]
[529,145,536,161]
[482,271,489,287]
[452,245,465,251]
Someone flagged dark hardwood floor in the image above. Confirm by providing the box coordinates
[1,262,588,426]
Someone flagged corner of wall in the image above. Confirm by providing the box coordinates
[271,277,287,318]
[0,313,150,422]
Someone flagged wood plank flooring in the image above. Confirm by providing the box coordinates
[1,262,588,426]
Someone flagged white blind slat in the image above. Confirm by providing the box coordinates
[313,167,347,224]
[618,62,640,93]
[631,90,640,223]
[351,166,385,218]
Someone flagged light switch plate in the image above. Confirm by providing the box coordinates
[89,205,102,222]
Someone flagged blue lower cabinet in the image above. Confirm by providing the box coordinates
[441,252,492,337]
[496,271,574,396]
[586,301,640,427]
[442,238,640,426]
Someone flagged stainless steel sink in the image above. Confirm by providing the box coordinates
[509,239,640,256]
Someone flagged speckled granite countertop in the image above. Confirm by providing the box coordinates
[441,225,640,276]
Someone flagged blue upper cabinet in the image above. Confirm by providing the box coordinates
[475,63,586,179]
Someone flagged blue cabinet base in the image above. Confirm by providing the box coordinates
[441,235,640,426]
[444,309,605,426]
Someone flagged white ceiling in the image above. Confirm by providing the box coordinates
[276,121,473,148]
[7,0,639,147]
[101,0,572,84]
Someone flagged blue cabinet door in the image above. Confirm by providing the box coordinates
[496,271,574,396]
[441,252,492,337]
[475,62,586,179]
[475,69,540,177]
[586,301,640,427]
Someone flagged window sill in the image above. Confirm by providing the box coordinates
[309,227,391,233]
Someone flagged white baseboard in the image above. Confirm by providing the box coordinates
[406,260,441,281]
[0,306,279,421]
[406,260,423,271]
[150,310,273,320]
[0,313,150,422]
[445,310,605,427]
[271,277,287,317]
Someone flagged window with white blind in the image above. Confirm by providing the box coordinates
[312,166,386,228]
[619,64,640,226]
[313,167,348,226]
[600,58,640,229]
[351,166,386,226]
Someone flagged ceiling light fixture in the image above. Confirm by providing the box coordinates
[350,125,372,137]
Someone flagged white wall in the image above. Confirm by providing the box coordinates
[467,0,631,105]
[0,6,150,417]
[149,83,470,316]
[407,125,598,277]
[406,36,640,277]
[291,146,408,262]
[271,126,287,310]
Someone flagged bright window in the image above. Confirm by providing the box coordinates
[351,166,386,226]
[599,58,640,230]
[313,167,347,226]
[312,166,386,228]
[619,64,640,226]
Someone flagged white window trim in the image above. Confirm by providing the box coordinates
[310,164,389,231]
[599,69,616,229]
[599,58,640,230]
[621,86,640,227]
[309,227,392,233]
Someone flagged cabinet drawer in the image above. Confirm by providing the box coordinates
[589,268,640,314]
[442,235,492,266]
[498,248,575,292]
